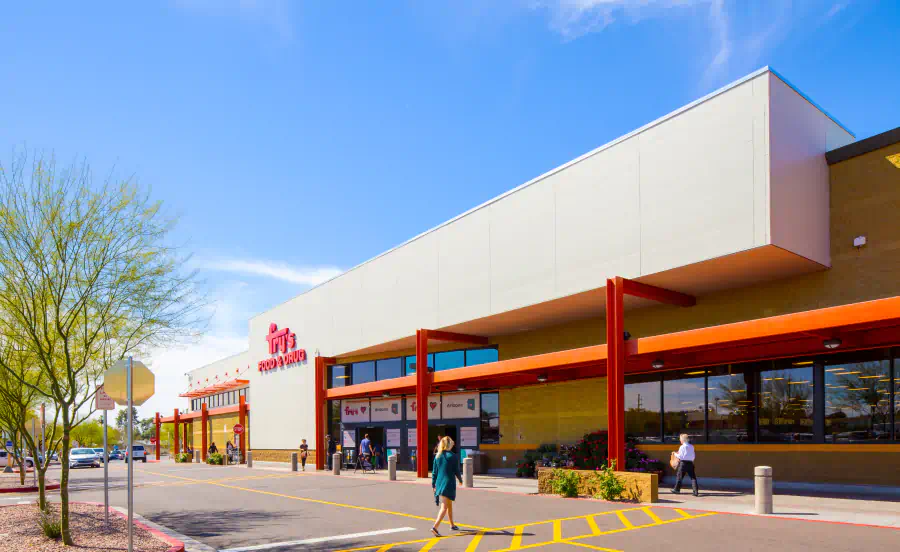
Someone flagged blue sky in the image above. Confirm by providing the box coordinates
[1,0,898,415]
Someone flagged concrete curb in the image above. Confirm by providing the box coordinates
[112,505,216,552]
[0,481,61,494]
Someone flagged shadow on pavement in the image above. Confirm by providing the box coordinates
[149,508,291,539]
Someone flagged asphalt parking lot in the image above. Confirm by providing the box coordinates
[20,461,898,551]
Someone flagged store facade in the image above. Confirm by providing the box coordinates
[158,68,900,485]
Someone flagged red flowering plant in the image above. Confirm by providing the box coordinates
[572,430,664,473]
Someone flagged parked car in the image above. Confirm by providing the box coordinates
[0,450,38,468]
[69,448,101,469]
[92,448,107,462]
[108,450,124,460]
[124,445,147,463]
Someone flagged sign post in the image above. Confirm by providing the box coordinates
[96,385,115,527]
[233,424,244,464]
[103,358,154,552]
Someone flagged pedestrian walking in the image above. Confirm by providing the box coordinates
[359,433,373,467]
[430,436,463,537]
[326,434,336,470]
[208,442,218,455]
[299,439,309,471]
[671,433,699,496]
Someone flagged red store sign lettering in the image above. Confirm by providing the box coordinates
[258,323,307,372]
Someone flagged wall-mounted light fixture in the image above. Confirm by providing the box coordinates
[651,359,665,369]
[536,374,548,383]
[382,391,391,398]
[823,338,842,350]
[457,385,466,392]
[853,235,867,249]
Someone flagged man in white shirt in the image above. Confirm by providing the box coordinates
[672,433,699,496]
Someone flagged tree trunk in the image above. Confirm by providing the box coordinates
[60,428,73,545]
[37,468,47,510]
[17,456,25,486]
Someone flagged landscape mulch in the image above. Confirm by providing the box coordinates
[0,502,176,551]
[0,472,47,490]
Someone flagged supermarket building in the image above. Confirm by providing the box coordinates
[157,67,900,486]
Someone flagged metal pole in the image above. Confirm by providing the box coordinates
[32,418,36,487]
[40,404,45,466]
[103,409,109,527]
[127,356,134,552]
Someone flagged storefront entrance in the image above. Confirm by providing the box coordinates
[355,426,386,468]
[428,424,458,471]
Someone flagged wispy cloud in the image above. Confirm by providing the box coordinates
[199,258,343,286]
[701,0,731,86]
[825,3,847,18]
[535,0,709,41]
[172,0,294,41]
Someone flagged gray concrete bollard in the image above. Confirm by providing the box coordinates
[247,450,253,468]
[291,452,298,472]
[332,453,342,475]
[388,455,397,480]
[463,457,474,488]
[193,450,200,463]
[755,466,773,514]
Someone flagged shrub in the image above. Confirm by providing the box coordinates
[175,452,192,463]
[207,452,224,465]
[549,468,581,498]
[624,437,665,473]
[572,430,608,470]
[38,507,62,539]
[592,461,626,501]
[515,459,536,478]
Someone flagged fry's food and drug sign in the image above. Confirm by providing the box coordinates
[258,323,307,372]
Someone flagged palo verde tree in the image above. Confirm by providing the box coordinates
[0,152,205,544]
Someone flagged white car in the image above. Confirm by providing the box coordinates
[69,448,101,469]
[0,450,37,468]
[124,445,147,463]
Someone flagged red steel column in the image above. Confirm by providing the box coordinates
[239,394,247,465]
[201,403,209,462]
[183,421,189,453]
[314,356,326,470]
[173,409,180,459]
[154,413,161,461]
[605,278,626,470]
[415,329,430,478]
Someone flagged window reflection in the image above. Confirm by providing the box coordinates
[376,357,403,381]
[824,353,890,442]
[330,364,349,388]
[435,350,465,371]
[624,373,661,442]
[663,370,706,443]
[759,362,814,442]
[480,392,500,444]
[352,361,375,385]
[404,354,433,376]
[466,348,499,366]
[708,364,756,443]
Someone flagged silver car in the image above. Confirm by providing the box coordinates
[69,448,101,469]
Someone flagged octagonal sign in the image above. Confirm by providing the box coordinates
[103,359,155,406]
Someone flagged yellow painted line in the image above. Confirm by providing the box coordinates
[674,508,693,519]
[642,507,663,524]
[510,525,525,549]
[419,538,440,551]
[562,541,622,552]
[337,531,478,552]
[375,546,392,552]
[553,520,562,541]
[614,511,634,529]
[146,470,485,530]
[585,515,601,535]
[464,531,485,552]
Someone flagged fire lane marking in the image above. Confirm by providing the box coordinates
[218,527,416,552]
[614,511,634,529]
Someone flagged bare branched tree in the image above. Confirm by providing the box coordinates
[0,152,206,543]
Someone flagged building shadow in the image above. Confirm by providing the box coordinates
[148,508,291,539]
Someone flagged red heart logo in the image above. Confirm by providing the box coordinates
[361,407,367,413]
[429,402,437,410]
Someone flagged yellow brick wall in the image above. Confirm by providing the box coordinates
[499,378,607,446]
[250,449,318,463]
[190,413,250,453]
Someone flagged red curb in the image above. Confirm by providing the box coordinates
[75,501,186,552]
[0,482,61,493]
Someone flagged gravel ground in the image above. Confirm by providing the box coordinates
[0,503,173,551]
[0,472,42,489]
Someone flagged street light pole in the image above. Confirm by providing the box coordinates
[127,356,134,552]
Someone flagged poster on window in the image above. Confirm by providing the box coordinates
[405,395,441,420]
[442,392,480,419]
[407,427,417,447]
[386,428,401,448]
[460,426,478,447]
[342,430,355,449]
[370,398,402,422]
[341,400,370,423]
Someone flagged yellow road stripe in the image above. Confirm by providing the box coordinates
[146,470,485,530]
[614,511,634,529]
[375,546,392,552]
[674,508,693,519]
[562,541,622,552]
[585,515,601,535]
[510,525,525,549]
[419,538,440,551]
[553,520,562,541]
[642,507,663,524]
[465,531,485,552]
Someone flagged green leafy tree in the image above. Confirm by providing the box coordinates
[0,153,205,543]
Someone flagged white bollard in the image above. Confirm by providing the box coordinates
[463,457,474,488]
[193,450,200,463]
[755,466,773,514]
[247,451,253,468]
[332,452,342,475]
[388,455,397,481]
[291,452,298,472]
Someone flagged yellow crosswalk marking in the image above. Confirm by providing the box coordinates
[465,531,485,552]
[585,515,601,535]
[562,541,623,552]
[553,520,562,542]
[674,508,693,519]
[614,511,634,529]
[510,525,525,549]
[642,507,663,524]
[419,538,440,551]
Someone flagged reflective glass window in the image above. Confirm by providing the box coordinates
[707,364,756,443]
[759,361,814,442]
[352,361,375,385]
[466,348,499,366]
[894,356,899,441]
[624,373,661,442]
[435,351,465,371]
[663,369,706,443]
[376,357,403,381]
[480,393,500,444]
[824,352,891,442]
[330,365,349,388]
[404,354,433,376]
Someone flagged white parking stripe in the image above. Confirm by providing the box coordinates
[218,527,417,552]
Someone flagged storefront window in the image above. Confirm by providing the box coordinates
[759,361,814,442]
[708,364,756,443]
[376,357,403,381]
[404,354,433,376]
[624,373,661,442]
[466,348,498,366]
[480,392,500,444]
[327,400,341,442]
[894,355,899,441]
[352,361,375,385]
[663,369,706,443]
[435,351,465,372]
[824,352,891,443]
[329,364,349,388]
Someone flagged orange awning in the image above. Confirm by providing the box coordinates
[179,379,249,399]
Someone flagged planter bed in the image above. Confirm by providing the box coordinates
[537,467,659,503]
[0,502,182,551]
[0,473,60,493]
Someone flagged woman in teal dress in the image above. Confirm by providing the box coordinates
[431,436,463,537]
